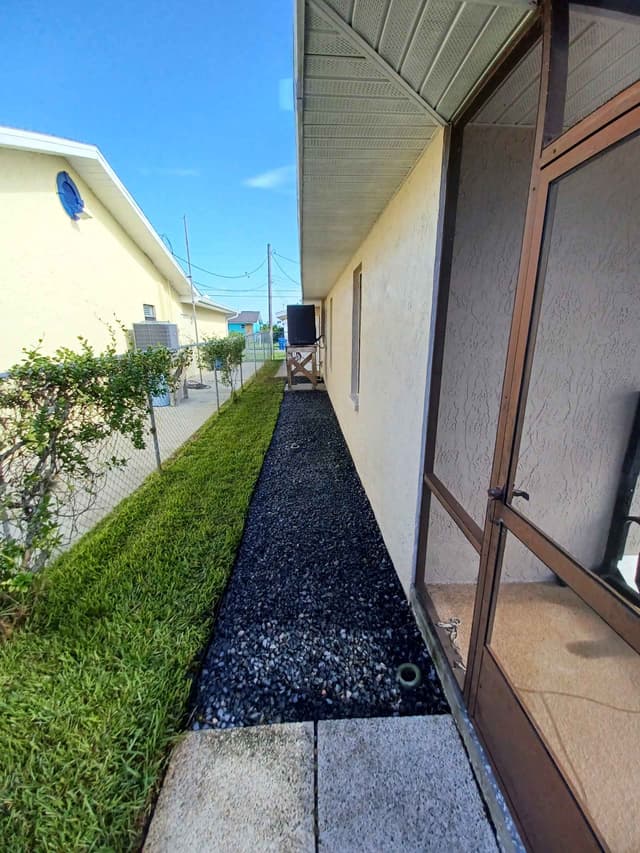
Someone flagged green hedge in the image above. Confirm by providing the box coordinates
[0,362,283,851]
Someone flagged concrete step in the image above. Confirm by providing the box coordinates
[144,715,497,853]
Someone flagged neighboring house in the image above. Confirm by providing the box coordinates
[0,127,235,368]
[227,310,262,335]
[296,1,640,850]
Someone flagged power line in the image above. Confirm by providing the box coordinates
[173,251,267,280]
[194,280,269,295]
[273,250,299,265]
[271,255,301,286]
[163,231,297,291]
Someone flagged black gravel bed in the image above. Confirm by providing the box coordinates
[190,392,448,730]
[291,375,324,385]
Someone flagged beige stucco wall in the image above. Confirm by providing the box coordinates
[427,123,640,586]
[428,124,538,583]
[0,148,228,367]
[516,131,640,568]
[323,129,445,595]
[177,305,229,347]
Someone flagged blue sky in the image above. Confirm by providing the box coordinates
[0,0,301,318]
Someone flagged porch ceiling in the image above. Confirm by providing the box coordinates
[297,0,537,299]
[474,9,640,128]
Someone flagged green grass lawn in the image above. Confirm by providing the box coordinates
[0,361,283,852]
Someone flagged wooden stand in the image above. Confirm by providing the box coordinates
[286,345,318,390]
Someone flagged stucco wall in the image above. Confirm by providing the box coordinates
[178,305,229,347]
[427,124,640,586]
[323,129,445,595]
[0,148,228,366]
[516,131,640,567]
[428,125,537,583]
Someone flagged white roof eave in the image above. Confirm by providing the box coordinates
[179,295,236,315]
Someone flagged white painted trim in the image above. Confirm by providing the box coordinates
[0,126,100,159]
[179,297,236,315]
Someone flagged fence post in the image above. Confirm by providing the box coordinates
[147,392,162,471]
[214,366,220,412]
[239,361,243,389]
[253,335,258,372]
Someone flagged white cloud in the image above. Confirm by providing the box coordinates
[279,77,294,111]
[243,164,295,190]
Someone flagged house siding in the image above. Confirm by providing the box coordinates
[322,129,445,595]
[0,148,229,366]
[178,305,229,346]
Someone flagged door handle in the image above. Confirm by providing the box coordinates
[487,486,530,501]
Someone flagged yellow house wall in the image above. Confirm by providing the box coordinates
[176,305,229,347]
[0,148,204,367]
[322,129,445,595]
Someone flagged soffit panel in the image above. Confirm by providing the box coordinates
[306,135,428,150]
[472,10,640,128]
[304,110,435,125]
[322,0,535,120]
[304,123,435,139]
[300,0,536,299]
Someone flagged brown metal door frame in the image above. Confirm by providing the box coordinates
[415,0,640,847]
[414,11,543,685]
[465,4,640,847]
[468,93,640,708]
[463,0,568,704]
[468,65,640,695]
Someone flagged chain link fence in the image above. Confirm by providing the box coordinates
[2,333,275,552]
[243,330,275,367]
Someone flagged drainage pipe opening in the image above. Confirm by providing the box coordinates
[396,663,422,689]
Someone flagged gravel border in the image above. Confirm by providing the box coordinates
[191,392,448,730]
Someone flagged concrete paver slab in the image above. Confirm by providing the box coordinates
[144,722,315,853]
[317,715,498,853]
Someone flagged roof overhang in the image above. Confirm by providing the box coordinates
[296,0,538,300]
[179,296,236,315]
[0,126,196,302]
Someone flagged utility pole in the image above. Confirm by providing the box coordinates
[267,242,273,359]
[183,215,203,384]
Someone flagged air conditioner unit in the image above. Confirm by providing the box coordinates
[132,322,180,350]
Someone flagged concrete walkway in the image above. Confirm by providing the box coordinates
[145,716,497,852]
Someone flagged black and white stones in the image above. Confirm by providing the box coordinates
[190,393,448,729]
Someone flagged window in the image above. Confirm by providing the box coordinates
[143,304,156,321]
[350,265,362,403]
[56,171,84,220]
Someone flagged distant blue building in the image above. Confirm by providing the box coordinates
[227,310,262,335]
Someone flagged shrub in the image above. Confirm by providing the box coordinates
[0,338,189,592]
[201,334,245,395]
